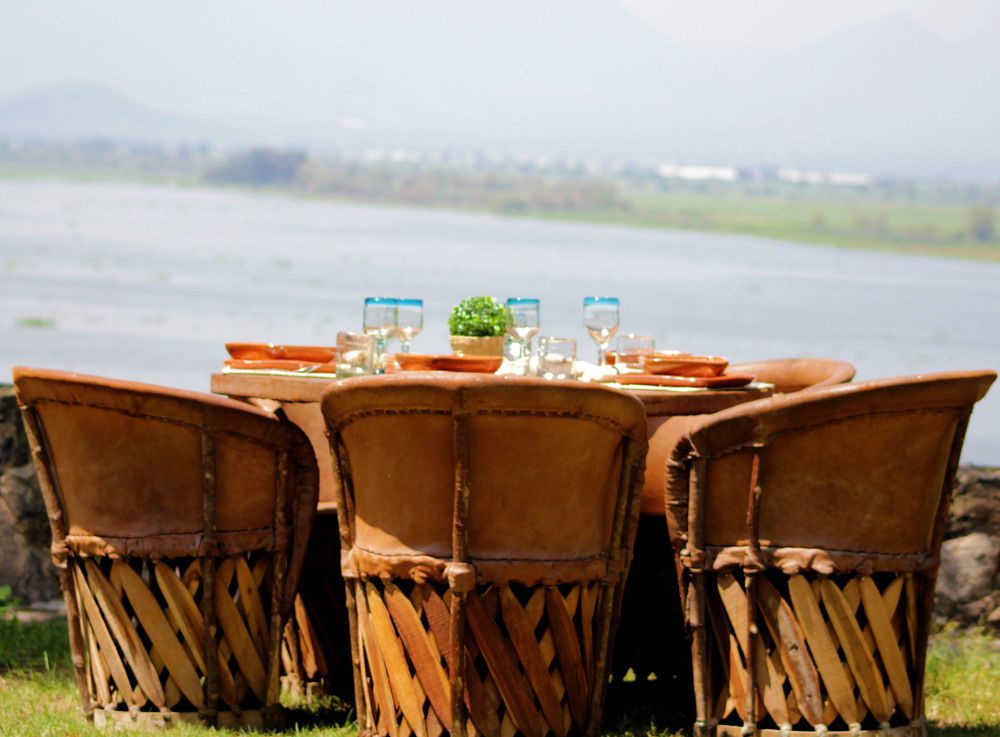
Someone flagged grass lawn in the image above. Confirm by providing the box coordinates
[2,614,998,737]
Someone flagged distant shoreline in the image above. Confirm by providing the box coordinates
[2,165,999,264]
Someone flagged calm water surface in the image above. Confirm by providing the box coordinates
[2,179,998,462]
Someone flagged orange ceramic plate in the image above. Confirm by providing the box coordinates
[226,343,337,362]
[224,359,338,373]
[396,354,503,373]
[611,373,755,389]
[642,354,729,377]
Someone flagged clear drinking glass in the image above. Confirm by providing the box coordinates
[538,337,577,380]
[395,299,423,354]
[506,298,540,362]
[363,297,397,374]
[615,333,655,367]
[582,296,620,366]
[335,331,375,378]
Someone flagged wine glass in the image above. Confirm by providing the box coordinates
[506,298,540,363]
[363,297,397,373]
[395,299,423,354]
[582,296,620,366]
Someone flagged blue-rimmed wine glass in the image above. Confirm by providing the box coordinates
[506,298,540,362]
[395,299,423,353]
[582,296,620,366]
[363,297,397,373]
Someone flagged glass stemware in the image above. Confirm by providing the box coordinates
[506,298,540,362]
[582,296,620,366]
[363,297,397,373]
[395,299,423,354]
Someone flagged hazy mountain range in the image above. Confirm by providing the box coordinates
[1,3,998,180]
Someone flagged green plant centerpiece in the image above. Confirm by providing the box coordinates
[447,296,508,356]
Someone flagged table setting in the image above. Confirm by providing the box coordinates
[217,293,769,398]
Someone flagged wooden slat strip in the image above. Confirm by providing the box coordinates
[524,588,546,628]
[74,564,136,707]
[787,575,858,726]
[88,560,164,706]
[499,587,565,737]
[717,574,787,726]
[546,587,588,730]
[214,563,268,701]
[421,588,453,671]
[717,575,751,655]
[464,648,501,737]
[860,576,913,719]
[366,584,429,737]
[235,556,270,661]
[155,563,207,675]
[114,561,203,707]
[82,598,113,705]
[579,584,598,681]
[385,582,452,728]
[150,646,182,707]
[757,576,823,725]
[358,583,399,737]
[727,632,749,722]
[905,575,919,667]
[465,590,542,737]
[820,578,891,723]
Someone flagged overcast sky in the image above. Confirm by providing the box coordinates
[5,0,1000,112]
[620,0,1000,47]
[3,1,999,177]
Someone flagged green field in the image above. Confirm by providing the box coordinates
[2,613,999,737]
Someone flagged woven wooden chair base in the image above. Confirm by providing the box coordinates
[71,552,282,720]
[280,511,354,702]
[700,569,925,736]
[355,578,607,737]
[91,706,278,730]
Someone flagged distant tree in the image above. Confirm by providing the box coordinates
[205,147,307,186]
[968,204,996,243]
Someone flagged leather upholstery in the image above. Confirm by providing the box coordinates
[323,371,648,586]
[667,369,995,574]
[640,358,855,518]
[725,357,856,394]
[13,366,318,613]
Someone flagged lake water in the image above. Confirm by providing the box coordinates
[2,179,998,463]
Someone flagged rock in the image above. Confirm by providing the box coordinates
[937,532,1000,605]
[0,385,61,604]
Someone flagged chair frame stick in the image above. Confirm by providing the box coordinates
[264,451,292,726]
[21,405,94,718]
[687,455,712,737]
[744,446,766,735]
[199,433,220,726]
[588,435,644,737]
[330,431,368,735]
[450,411,472,737]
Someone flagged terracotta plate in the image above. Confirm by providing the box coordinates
[224,359,338,373]
[226,342,336,362]
[396,354,503,373]
[610,373,755,388]
[642,354,729,377]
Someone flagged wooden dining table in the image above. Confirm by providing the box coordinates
[210,368,774,510]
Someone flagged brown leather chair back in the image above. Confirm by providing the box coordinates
[727,357,856,394]
[669,369,995,737]
[14,366,318,728]
[322,372,647,737]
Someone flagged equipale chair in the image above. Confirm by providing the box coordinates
[321,372,648,737]
[724,358,856,395]
[13,367,318,728]
[666,369,995,737]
